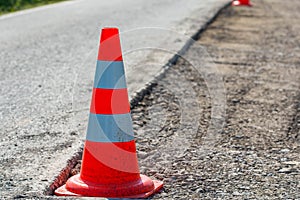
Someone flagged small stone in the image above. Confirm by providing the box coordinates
[233,191,242,196]
[239,186,250,190]
[186,178,195,182]
[283,161,300,166]
[70,131,77,136]
[234,135,244,139]
[138,151,148,159]
[280,157,288,162]
[280,149,290,153]
[278,168,293,173]
[196,188,205,193]
[14,195,27,199]
[160,192,168,197]
[232,99,240,103]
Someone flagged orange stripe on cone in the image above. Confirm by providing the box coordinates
[80,140,140,183]
[90,88,130,114]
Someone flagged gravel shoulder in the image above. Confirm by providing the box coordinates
[132,0,299,199]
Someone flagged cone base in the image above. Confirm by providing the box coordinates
[54,174,163,198]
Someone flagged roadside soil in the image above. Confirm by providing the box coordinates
[59,0,299,199]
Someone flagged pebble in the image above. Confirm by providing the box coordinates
[280,149,290,153]
[278,168,294,174]
[233,191,242,196]
[239,186,250,190]
[283,161,300,166]
[137,151,148,159]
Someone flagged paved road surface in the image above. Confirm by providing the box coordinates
[0,0,228,198]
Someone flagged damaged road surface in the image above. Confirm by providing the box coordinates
[137,1,300,198]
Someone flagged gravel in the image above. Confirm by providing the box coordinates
[133,0,300,198]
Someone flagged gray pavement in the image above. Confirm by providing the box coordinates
[0,0,229,198]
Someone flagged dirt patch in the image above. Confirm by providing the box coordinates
[52,0,299,199]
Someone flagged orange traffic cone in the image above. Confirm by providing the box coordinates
[54,28,163,198]
[232,0,252,6]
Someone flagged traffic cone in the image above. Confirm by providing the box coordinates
[54,28,163,198]
[232,0,252,6]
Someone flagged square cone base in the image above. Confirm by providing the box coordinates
[54,175,163,198]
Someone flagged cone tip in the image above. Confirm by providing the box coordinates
[102,27,119,30]
[100,27,119,38]
[98,27,123,61]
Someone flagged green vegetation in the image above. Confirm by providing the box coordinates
[0,0,66,14]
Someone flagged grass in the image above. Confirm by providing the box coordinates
[0,0,67,15]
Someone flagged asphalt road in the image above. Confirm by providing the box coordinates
[0,0,228,198]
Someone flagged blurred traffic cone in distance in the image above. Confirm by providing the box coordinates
[232,0,252,6]
[54,27,163,198]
